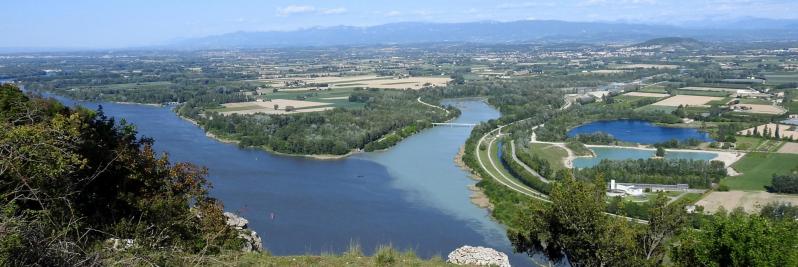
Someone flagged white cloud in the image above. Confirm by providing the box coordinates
[320,7,347,15]
[581,0,657,6]
[277,5,316,16]
[385,10,402,17]
[497,2,555,9]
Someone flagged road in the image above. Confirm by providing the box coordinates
[476,125,549,201]
[509,141,550,184]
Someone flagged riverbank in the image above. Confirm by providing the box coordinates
[113,101,163,107]
[454,145,493,209]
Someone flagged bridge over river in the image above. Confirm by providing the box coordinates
[432,122,476,127]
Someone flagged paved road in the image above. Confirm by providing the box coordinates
[509,142,550,184]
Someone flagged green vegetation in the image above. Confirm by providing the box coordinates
[510,176,687,266]
[576,159,727,188]
[639,85,668,93]
[735,136,766,151]
[501,141,552,194]
[671,89,729,97]
[770,174,798,194]
[672,209,798,266]
[106,243,450,266]
[737,98,772,105]
[566,141,593,157]
[182,90,457,155]
[524,143,568,171]
[0,84,245,265]
[723,152,798,191]
[764,73,798,85]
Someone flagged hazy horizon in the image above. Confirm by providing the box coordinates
[4,0,798,49]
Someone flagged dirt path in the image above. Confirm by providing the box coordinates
[529,125,577,168]
[417,97,450,116]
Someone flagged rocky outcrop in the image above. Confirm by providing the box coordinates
[447,246,511,267]
[223,212,264,252]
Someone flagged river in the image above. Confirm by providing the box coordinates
[38,92,545,266]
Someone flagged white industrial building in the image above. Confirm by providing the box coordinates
[607,180,644,197]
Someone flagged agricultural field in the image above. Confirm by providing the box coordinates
[262,75,451,90]
[737,123,798,139]
[764,72,798,85]
[651,95,723,107]
[609,64,679,69]
[735,136,785,152]
[623,92,670,98]
[679,86,740,93]
[696,191,798,213]
[671,89,730,97]
[737,98,772,105]
[778,142,798,154]
[213,99,335,115]
[730,104,787,115]
[586,70,629,74]
[705,97,733,106]
[639,85,668,93]
[722,152,798,191]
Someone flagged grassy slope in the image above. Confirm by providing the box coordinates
[232,252,451,267]
[108,249,453,267]
[528,143,568,171]
[722,152,798,191]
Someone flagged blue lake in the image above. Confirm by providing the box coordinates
[572,146,718,169]
[567,120,714,144]
[38,92,543,266]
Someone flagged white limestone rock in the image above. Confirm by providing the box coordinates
[447,245,511,267]
[223,212,263,252]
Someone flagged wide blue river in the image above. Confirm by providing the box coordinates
[41,91,545,266]
[567,119,714,144]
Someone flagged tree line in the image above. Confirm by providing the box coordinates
[575,158,727,188]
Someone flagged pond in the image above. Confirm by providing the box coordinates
[572,146,719,169]
[567,119,714,144]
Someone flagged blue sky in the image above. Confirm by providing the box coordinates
[3,0,797,48]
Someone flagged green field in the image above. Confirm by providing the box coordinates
[737,98,772,105]
[527,143,568,171]
[722,152,798,191]
[789,93,798,113]
[706,97,733,106]
[672,89,730,97]
[639,85,667,93]
[734,136,786,152]
[765,73,798,85]
[735,136,766,151]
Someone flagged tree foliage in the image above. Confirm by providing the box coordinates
[509,174,686,266]
[0,84,242,265]
[671,209,798,266]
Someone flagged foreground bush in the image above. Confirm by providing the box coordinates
[0,84,242,265]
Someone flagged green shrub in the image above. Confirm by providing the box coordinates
[374,245,398,266]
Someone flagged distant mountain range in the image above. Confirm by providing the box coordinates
[173,18,798,49]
